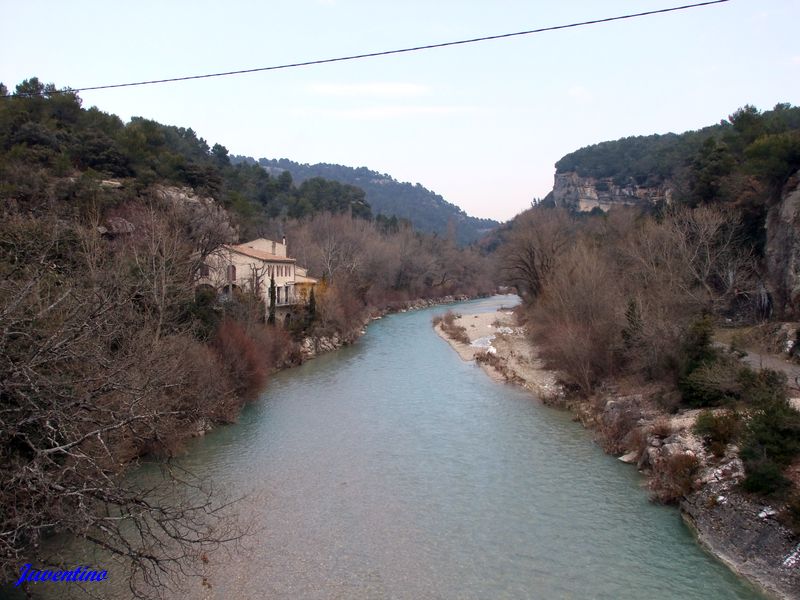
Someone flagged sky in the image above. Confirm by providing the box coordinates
[2,0,799,222]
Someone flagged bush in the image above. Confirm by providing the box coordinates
[741,395,800,468]
[437,310,471,345]
[649,452,700,504]
[651,416,673,438]
[739,373,800,496]
[212,319,270,403]
[693,410,741,456]
[526,241,621,394]
[441,310,460,326]
[738,367,788,406]
[741,458,791,496]
[679,357,740,407]
[598,408,639,455]
[678,317,731,407]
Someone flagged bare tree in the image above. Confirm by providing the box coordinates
[0,208,244,599]
[501,207,574,300]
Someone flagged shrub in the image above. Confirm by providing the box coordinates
[677,316,732,407]
[651,416,673,438]
[527,241,622,394]
[650,453,700,504]
[598,408,639,455]
[212,319,269,402]
[475,351,523,384]
[679,356,740,407]
[741,393,800,468]
[741,458,791,496]
[739,375,800,496]
[738,367,788,406]
[441,310,460,326]
[693,410,741,456]
[437,311,470,345]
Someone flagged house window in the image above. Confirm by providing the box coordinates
[226,264,236,282]
[276,287,282,304]
[199,263,210,277]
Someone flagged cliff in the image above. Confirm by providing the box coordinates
[766,171,800,317]
[552,171,673,212]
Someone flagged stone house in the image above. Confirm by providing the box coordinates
[198,237,317,321]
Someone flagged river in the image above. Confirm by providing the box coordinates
[142,294,758,599]
[23,295,761,599]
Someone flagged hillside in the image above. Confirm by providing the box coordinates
[0,77,498,594]
[232,156,499,245]
[551,103,800,213]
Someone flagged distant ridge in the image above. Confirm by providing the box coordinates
[232,156,499,245]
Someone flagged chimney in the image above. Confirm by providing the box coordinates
[282,235,286,246]
[271,240,276,254]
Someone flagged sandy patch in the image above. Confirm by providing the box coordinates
[435,310,562,400]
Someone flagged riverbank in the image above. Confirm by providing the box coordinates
[434,308,800,600]
[299,294,474,359]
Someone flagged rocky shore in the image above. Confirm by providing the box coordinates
[434,308,800,600]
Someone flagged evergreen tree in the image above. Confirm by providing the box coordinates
[267,275,276,325]
[308,286,316,321]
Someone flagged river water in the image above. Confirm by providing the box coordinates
[148,295,759,600]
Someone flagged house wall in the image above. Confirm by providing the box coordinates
[203,248,295,306]
[198,239,315,317]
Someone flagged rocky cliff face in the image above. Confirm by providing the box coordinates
[552,171,673,212]
[766,172,800,317]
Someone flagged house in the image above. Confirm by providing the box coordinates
[198,237,317,321]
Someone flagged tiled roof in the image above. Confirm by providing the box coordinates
[227,244,296,263]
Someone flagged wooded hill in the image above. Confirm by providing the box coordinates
[0,77,497,597]
[234,156,499,245]
[553,103,800,202]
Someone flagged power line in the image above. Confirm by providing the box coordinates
[8,0,730,98]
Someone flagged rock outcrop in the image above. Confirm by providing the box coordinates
[682,483,800,599]
[766,172,800,317]
[552,171,673,212]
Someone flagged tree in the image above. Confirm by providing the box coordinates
[0,212,244,598]
[501,207,573,300]
[689,138,734,205]
[211,143,230,166]
[267,274,276,325]
[308,286,317,320]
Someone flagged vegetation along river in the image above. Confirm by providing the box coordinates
[163,296,761,599]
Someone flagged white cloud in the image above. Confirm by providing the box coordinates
[307,82,430,97]
[290,105,476,120]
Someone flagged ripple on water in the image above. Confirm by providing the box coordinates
[147,296,765,599]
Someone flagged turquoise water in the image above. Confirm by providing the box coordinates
[161,295,761,599]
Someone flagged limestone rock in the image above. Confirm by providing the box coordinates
[765,171,800,316]
[552,171,673,213]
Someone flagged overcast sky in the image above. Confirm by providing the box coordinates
[3,0,798,221]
